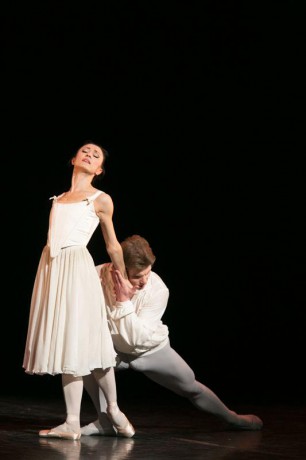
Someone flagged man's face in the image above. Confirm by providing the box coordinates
[127,265,152,290]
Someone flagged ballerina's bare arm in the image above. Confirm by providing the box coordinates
[94,191,128,280]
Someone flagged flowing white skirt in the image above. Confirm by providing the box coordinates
[23,245,116,376]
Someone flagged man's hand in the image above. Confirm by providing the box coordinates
[111,269,136,302]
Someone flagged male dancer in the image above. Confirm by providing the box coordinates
[82,235,263,435]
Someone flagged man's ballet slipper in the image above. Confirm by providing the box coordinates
[227,414,263,431]
[81,420,116,436]
[39,422,81,440]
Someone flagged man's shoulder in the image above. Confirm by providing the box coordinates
[150,271,168,291]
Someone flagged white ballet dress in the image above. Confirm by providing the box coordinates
[23,190,117,376]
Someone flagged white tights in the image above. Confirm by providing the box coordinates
[63,367,127,430]
[83,342,248,427]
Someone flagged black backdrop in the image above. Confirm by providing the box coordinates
[2,2,304,406]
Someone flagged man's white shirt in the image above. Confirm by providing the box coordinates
[96,263,169,356]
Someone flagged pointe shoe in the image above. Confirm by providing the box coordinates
[81,420,116,436]
[107,404,135,438]
[39,422,81,440]
[227,414,263,431]
[115,421,135,438]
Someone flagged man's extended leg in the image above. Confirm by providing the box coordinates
[130,342,262,430]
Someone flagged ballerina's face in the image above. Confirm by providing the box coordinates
[72,144,104,176]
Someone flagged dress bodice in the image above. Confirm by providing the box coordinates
[47,190,103,258]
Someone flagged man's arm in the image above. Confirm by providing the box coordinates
[99,266,169,352]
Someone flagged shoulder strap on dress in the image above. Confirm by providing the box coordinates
[49,193,65,201]
[86,190,103,204]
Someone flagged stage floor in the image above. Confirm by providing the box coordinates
[1,394,305,460]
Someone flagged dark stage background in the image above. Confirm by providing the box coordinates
[2,2,304,406]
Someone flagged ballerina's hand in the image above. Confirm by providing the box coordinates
[111,269,136,302]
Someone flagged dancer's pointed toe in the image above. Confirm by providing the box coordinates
[107,403,135,438]
[228,414,263,431]
[116,421,135,438]
[39,422,81,440]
